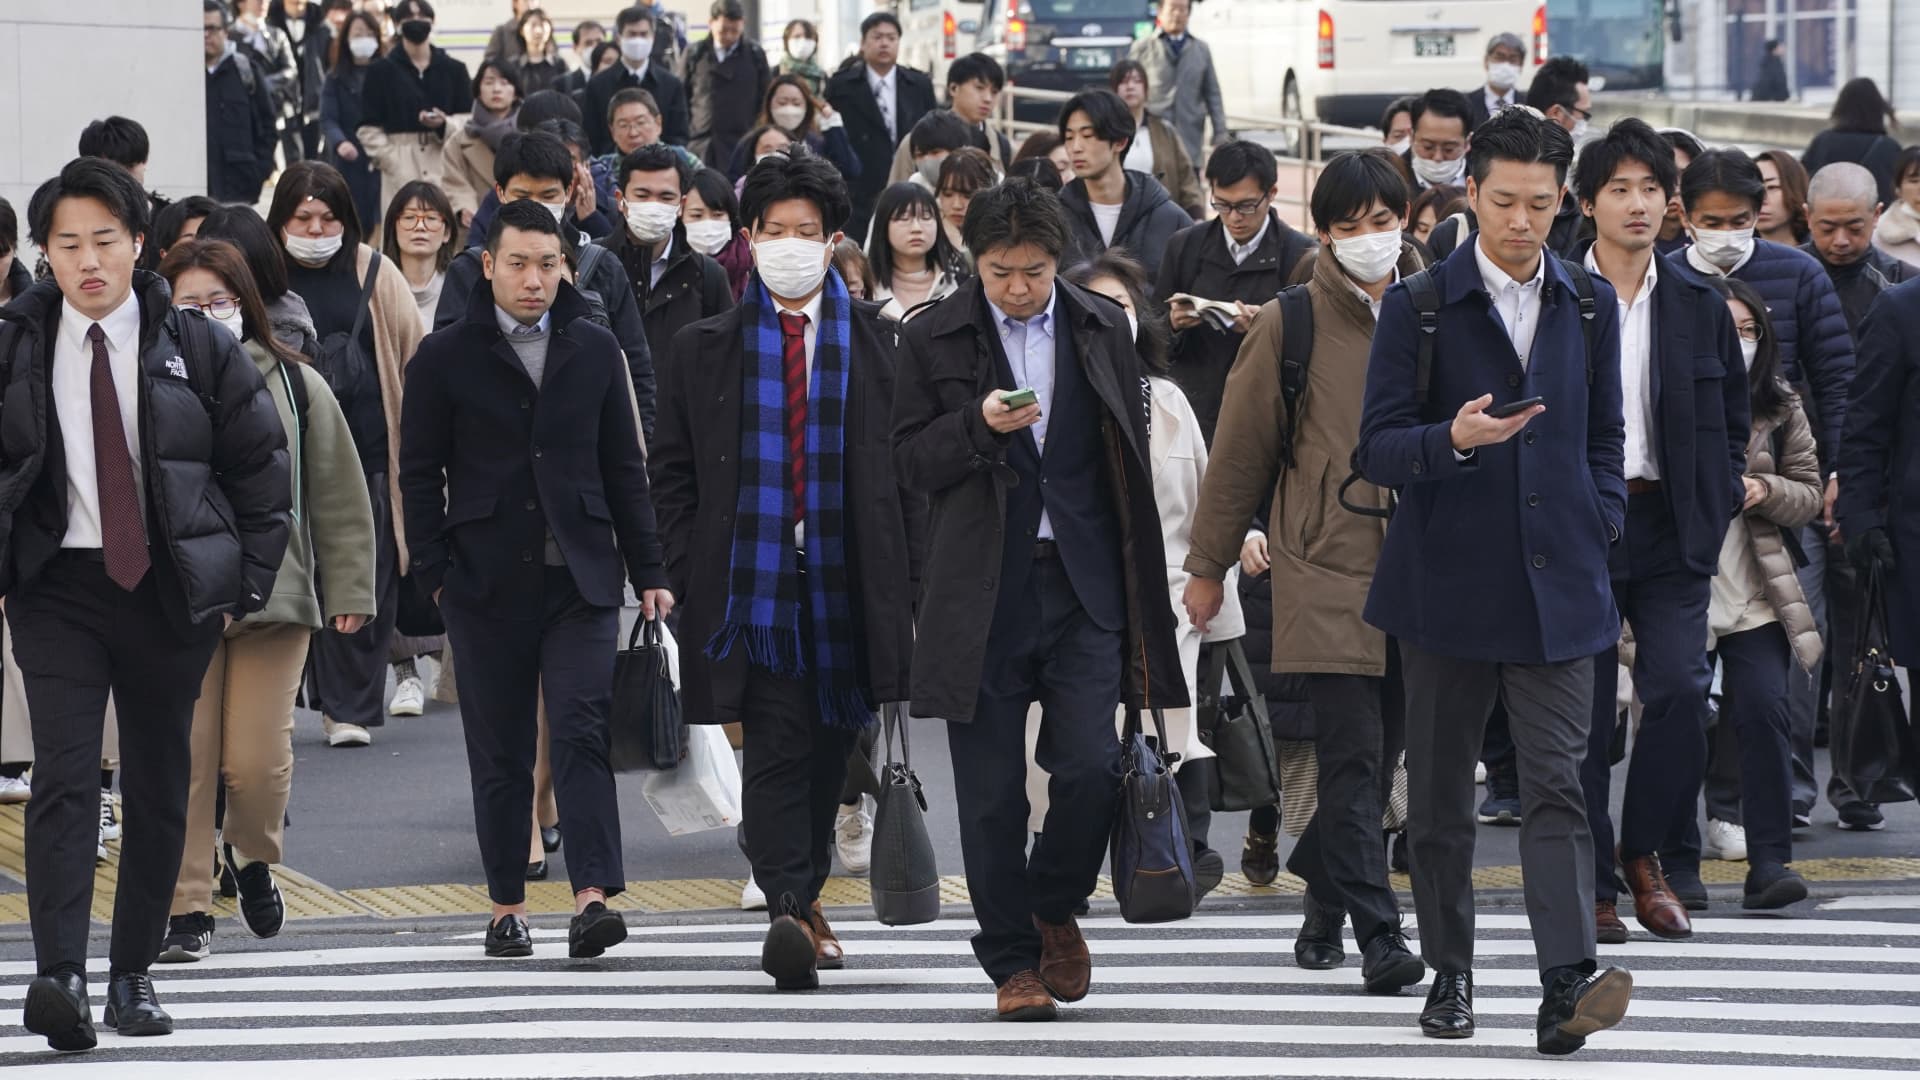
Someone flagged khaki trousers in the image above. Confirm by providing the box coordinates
[172,623,310,915]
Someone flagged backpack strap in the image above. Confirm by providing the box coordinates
[577,241,608,285]
[170,308,222,419]
[1402,269,1441,406]
[1555,257,1598,387]
[1274,283,1314,470]
[276,360,309,520]
[347,250,381,345]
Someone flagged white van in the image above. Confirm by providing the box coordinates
[898,0,986,88]
[1193,0,1547,136]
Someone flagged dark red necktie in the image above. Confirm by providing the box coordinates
[86,323,149,591]
[779,311,809,523]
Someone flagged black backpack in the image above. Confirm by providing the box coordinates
[573,241,616,330]
[309,251,382,416]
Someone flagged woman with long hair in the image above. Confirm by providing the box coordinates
[140,195,221,272]
[439,58,523,228]
[935,147,998,260]
[195,204,322,365]
[1802,77,1904,204]
[865,182,959,322]
[155,238,377,962]
[320,9,387,233]
[728,73,860,181]
[1755,150,1811,247]
[1108,59,1204,218]
[268,160,426,746]
[684,166,752,299]
[381,179,459,329]
[1697,273,1821,911]
[514,8,568,95]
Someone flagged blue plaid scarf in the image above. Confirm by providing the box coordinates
[705,269,873,731]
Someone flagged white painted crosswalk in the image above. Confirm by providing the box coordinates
[0,908,1916,1078]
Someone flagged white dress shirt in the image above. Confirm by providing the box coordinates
[1484,86,1518,117]
[1587,247,1661,480]
[771,289,824,547]
[1474,235,1546,369]
[55,291,144,549]
[1346,267,1400,322]
[987,289,1059,539]
[1226,216,1271,266]
[868,65,898,142]
[621,56,650,85]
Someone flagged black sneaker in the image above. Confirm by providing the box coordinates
[1476,770,1521,825]
[224,844,285,938]
[569,901,628,959]
[484,913,534,958]
[1663,865,1709,912]
[1838,802,1886,831]
[1743,862,1809,910]
[156,913,214,963]
[1192,846,1225,900]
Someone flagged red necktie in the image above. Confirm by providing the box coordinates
[86,323,149,591]
[779,312,809,523]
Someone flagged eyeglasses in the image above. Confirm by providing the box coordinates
[1209,195,1270,218]
[613,116,659,133]
[399,211,446,230]
[178,298,240,318]
[1736,322,1765,343]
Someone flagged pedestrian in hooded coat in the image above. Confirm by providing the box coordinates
[1056,90,1195,291]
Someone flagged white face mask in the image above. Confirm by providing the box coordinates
[283,230,343,264]
[1569,117,1591,145]
[348,35,378,60]
[625,200,679,243]
[541,200,568,226]
[1387,137,1411,157]
[787,36,816,61]
[1332,229,1403,284]
[915,156,944,189]
[1692,226,1755,270]
[620,34,652,62]
[685,218,733,255]
[1739,337,1759,370]
[1411,153,1466,188]
[754,236,831,299]
[1487,61,1521,92]
[771,104,807,130]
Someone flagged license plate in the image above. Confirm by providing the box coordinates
[1068,47,1114,70]
[1414,33,1455,58]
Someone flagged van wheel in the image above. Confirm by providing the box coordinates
[1280,75,1305,159]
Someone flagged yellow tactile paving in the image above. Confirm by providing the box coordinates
[4,801,1920,925]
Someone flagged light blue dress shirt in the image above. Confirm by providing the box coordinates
[987,289,1058,539]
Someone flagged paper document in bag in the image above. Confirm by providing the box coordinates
[641,723,743,835]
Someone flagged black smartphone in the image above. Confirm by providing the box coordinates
[1487,396,1544,419]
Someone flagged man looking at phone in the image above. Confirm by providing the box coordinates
[1571,118,1749,944]
[1353,107,1632,1053]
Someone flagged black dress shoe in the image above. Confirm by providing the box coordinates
[1294,889,1347,970]
[484,913,534,958]
[526,860,549,881]
[1663,866,1709,912]
[1360,928,1426,994]
[1420,970,1474,1038]
[569,901,628,959]
[1537,966,1633,1055]
[23,972,96,1052]
[103,971,172,1036]
[1192,847,1225,900]
[542,825,563,853]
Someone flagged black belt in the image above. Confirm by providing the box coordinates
[1033,539,1059,561]
[1627,478,1662,496]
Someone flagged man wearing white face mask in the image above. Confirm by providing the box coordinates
[651,145,916,992]
[1404,89,1474,193]
[1674,148,1855,879]
[1462,32,1528,133]
[1185,149,1427,995]
[1431,62,1594,264]
[583,4,690,158]
[606,144,735,365]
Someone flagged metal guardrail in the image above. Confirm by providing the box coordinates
[993,85,1384,231]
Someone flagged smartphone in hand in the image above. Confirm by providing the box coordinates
[999,387,1039,410]
[1486,396,1544,419]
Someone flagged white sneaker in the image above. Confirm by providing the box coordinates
[0,774,29,804]
[323,716,372,747]
[388,675,425,717]
[740,875,767,912]
[1703,818,1748,862]
[1475,760,1488,785]
[98,788,121,842]
[835,801,873,875]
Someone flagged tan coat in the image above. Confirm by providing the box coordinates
[1719,395,1826,671]
[1185,243,1426,677]
[436,118,497,219]
[355,125,446,226]
[1143,113,1203,220]
[350,243,428,567]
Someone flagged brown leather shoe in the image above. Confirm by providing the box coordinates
[1594,899,1629,945]
[996,969,1058,1020]
[1620,852,1693,940]
[809,900,844,970]
[760,914,819,990]
[1034,914,1091,1002]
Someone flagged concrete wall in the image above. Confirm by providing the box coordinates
[0,1,205,254]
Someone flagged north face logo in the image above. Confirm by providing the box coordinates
[166,357,189,380]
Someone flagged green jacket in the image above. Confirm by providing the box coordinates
[234,339,378,635]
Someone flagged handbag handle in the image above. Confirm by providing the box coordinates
[1221,638,1268,710]
[627,613,664,650]
[1859,564,1897,687]
[1122,706,1175,763]
[883,701,911,768]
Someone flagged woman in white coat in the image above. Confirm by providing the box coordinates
[1023,252,1246,899]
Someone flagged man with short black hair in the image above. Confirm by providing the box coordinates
[893,177,1186,1020]
[583,4,690,157]
[1571,117,1752,939]
[1,157,291,1051]
[608,143,735,363]
[1356,107,1634,1051]
[1155,138,1316,440]
[1462,32,1528,131]
[1430,63,1591,260]
[826,11,938,240]
[1057,89,1192,286]
[903,110,975,191]
[78,116,170,219]
[1185,147,1426,993]
[203,1,280,205]
[401,196,672,963]
[1126,0,1228,162]
[560,19,605,95]
[651,146,916,992]
[1406,88,1473,192]
[679,0,768,170]
[888,53,1013,181]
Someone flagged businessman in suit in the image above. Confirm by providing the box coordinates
[825,11,936,241]
[400,198,674,963]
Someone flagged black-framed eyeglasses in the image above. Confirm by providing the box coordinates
[1209,195,1270,218]
[1736,322,1765,343]
[178,298,240,318]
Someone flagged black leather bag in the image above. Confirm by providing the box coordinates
[609,617,683,772]
[870,703,941,925]
[1833,566,1918,805]
[1110,708,1195,925]
[1197,639,1282,812]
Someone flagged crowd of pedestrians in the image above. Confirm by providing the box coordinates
[0,0,1915,1061]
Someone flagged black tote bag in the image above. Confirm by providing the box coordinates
[870,703,941,925]
[1196,639,1283,812]
[609,617,684,772]
[1832,565,1918,805]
